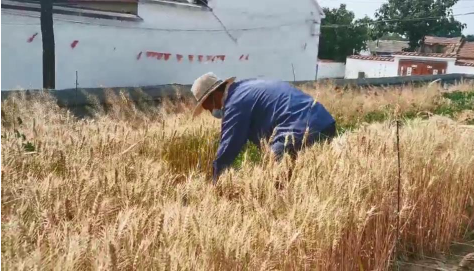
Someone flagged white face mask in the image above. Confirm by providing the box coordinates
[211,95,224,119]
[211,109,223,119]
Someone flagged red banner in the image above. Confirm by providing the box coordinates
[143,52,236,63]
[71,40,79,49]
[27,33,38,43]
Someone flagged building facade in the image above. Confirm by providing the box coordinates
[345,36,474,79]
[1,0,325,90]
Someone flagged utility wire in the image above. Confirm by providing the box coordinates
[194,0,238,43]
[2,9,308,31]
[321,11,474,28]
[2,9,473,31]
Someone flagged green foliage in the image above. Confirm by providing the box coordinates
[379,33,408,41]
[23,142,36,152]
[161,131,220,178]
[13,128,36,152]
[434,91,474,121]
[374,0,465,49]
[233,142,261,168]
[363,111,388,123]
[465,35,474,42]
[334,90,474,130]
[319,4,372,62]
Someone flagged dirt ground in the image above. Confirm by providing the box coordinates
[397,241,474,271]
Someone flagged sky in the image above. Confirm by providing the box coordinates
[318,0,474,35]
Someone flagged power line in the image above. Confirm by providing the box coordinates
[321,11,474,28]
[194,0,238,43]
[2,9,308,31]
[2,9,473,31]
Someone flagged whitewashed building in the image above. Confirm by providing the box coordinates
[316,59,345,80]
[1,0,325,90]
[345,36,474,79]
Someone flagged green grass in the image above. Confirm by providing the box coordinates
[434,92,474,123]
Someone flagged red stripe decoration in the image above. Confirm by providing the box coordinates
[207,55,217,62]
[146,51,158,58]
[71,40,79,49]
[142,52,241,63]
[239,54,250,61]
[27,33,38,43]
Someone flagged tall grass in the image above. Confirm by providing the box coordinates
[1,83,474,270]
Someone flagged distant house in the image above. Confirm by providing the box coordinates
[455,40,474,67]
[345,36,474,79]
[1,0,325,90]
[316,59,345,80]
[360,40,409,56]
[420,36,462,54]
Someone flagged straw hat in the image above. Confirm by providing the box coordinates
[191,72,235,117]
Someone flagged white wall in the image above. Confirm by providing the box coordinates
[1,0,324,90]
[448,61,474,74]
[345,58,397,79]
[344,55,474,79]
[317,61,345,79]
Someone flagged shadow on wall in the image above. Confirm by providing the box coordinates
[1,84,194,118]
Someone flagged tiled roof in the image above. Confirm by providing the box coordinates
[455,59,474,67]
[422,36,463,54]
[366,40,409,53]
[348,55,394,62]
[393,52,457,58]
[424,36,462,45]
[457,41,474,60]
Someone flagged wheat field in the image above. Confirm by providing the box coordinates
[1,83,474,270]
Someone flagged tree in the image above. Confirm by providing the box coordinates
[464,35,474,42]
[374,0,465,50]
[318,4,372,62]
[41,0,55,89]
[379,33,407,41]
